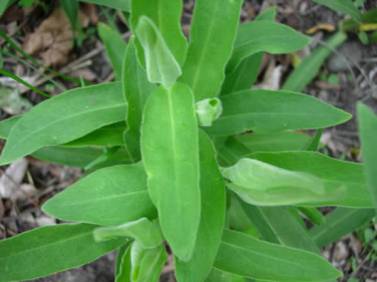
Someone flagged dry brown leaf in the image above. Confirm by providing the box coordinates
[23,6,96,66]
[0,158,28,199]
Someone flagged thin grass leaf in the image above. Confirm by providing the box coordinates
[283,32,347,92]
[313,0,362,21]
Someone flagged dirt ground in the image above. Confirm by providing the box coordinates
[0,0,376,281]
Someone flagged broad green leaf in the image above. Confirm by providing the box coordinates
[313,0,361,21]
[94,218,163,249]
[130,241,167,282]
[310,208,375,247]
[65,122,125,147]
[0,82,126,165]
[207,89,351,136]
[0,117,125,149]
[43,164,156,226]
[206,269,245,282]
[175,132,226,282]
[0,115,20,138]
[215,230,341,281]
[250,151,374,208]
[236,131,311,153]
[130,0,187,65]
[221,7,276,95]
[141,83,200,261]
[0,224,125,282]
[357,103,377,209]
[134,17,181,87]
[283,32,347,92]
[33,146,103,168]
[78,0,130,11]
[221,53,263,95]
[98,23,127,80]
[180,0,243,100]
[116,245,132,282]
[228,21,310,71]
[122,39,155,161]
[223,158,340,206]
[85,147,132,171]
[240,203,320,253]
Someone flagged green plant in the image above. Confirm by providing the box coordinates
[0,0,376,281]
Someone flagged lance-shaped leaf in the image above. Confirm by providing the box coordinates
[0,82,126,165]
[43,164,156,226]
[357,103,377,209]
[130,0,187,65]
[240,203,320,253]
[215,230,341,281]
[180,0,243,100]
[310,208,376,247]
[221,7,277,95]
[223,158,342,206]
[94,218,163,249]
[78,0,130,11]
[207,89,351,136]
[98,23,127,80]
[313,0,361,21]
[206,269,245,282]
[65,122,125,147]
[130,241,167,282]
[0,115,20,138]
[134,17,181,87]
[141,83,201,261]
[0,224,125,282]
[0,0,11,16]
[250,151,374,208]
[123,39,155,161]
[228,21,310,71]
[175,132,226,282]
[283,32,347,92]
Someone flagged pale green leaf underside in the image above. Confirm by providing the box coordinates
[0,224,125,282]
[141,83,200,261]
[135,16,181,87]
[43,164,156,226]
[0,82,126,165]
[207,89,351,136]
[249,151,374,208]
[215,230,341,281]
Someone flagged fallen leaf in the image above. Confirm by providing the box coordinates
[0,158,28,199]
[22,7,96,66]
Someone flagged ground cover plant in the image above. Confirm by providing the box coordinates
[0,0,376,281]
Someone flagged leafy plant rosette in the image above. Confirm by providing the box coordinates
[0,1,376,282]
